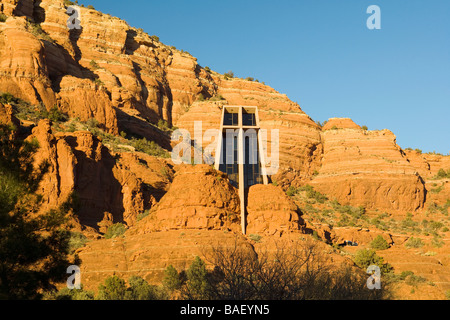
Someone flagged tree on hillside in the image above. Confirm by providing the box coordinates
[0,124,73,299]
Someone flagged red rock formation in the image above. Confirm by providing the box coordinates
[136,164,242,233]
[311,125,426,212]
[29,120,172,229]
[246,184,304,236]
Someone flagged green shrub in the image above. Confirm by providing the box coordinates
[0,92,20,104]
[26,21,53,42]
[68,232,88,253]
[125,276,165,300]
[370,235,390,250]
[163,265,183,292]
[131,137,170,158]
[286,186,297,197]
[46,285,94,300]
[0,13,7,23]
[430,185,444,194]
[353,249,393,275]
[137,210,150,221]
[209,94,225,101]
[434,169,450,179]
[157,119,170,132]
[306,188,328,204]
[86,118,100,128]
[96,275,127,300]
[405,237,424,249]
[431,237,444,248]
[197,93,206,101]
[89,60,100,69]
[46,106,68,123]
[249,234,262,242]
[400,270,414,280]
[362,125,368,131]
[104,223,127,239]
[224,71,234,79]
[185,257,211,300]
[405,274,427,287]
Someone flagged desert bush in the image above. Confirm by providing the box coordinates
[136,210,150,221]
[163,265,183,292]
[224,71,234,79]
[370,235,390,250]
[125,276,166,300]
[209,94,226,101]
[298,185,328,203]
[405,237,424,249]
[248,234,262,242]
[431,237,444,248]
[26,21,53,42]
[429,185,444,194]
[86,118,100,128]
[197,93,206,101]
[68,232,88,253]
[405,274,427,287]
[104,223,127,239]
[434,169,450,179]
[45,285,94,300]
[187,239,389,300]
[89,60,100,69]
[353,249,393,275]
[94,275,166,300]
[96,275,127,300]
[157,119,170,132]
[0,14,7,23]
[131,137,170,158]
[286,186,297,197]
[0,125,74,299]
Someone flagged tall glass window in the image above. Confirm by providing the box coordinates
[223,111,239,126]
[242,112,256,126]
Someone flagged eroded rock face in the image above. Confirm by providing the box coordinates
[137,164,242,233]
[0,102,19,128]
[29,120,172,229]
[246,184,304,236]
[311,127,426,212]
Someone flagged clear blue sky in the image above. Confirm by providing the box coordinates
[78,0,450,154]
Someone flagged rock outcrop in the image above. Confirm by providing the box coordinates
[311,125,426,212]
[136,164,241,233]
[246,184,304,236]
[29,120,172,229]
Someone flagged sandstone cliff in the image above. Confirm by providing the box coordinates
[2,0,448,218]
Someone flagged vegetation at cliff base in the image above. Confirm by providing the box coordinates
[0,125,74,299]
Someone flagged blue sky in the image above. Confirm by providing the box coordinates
[77,0,450,154]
